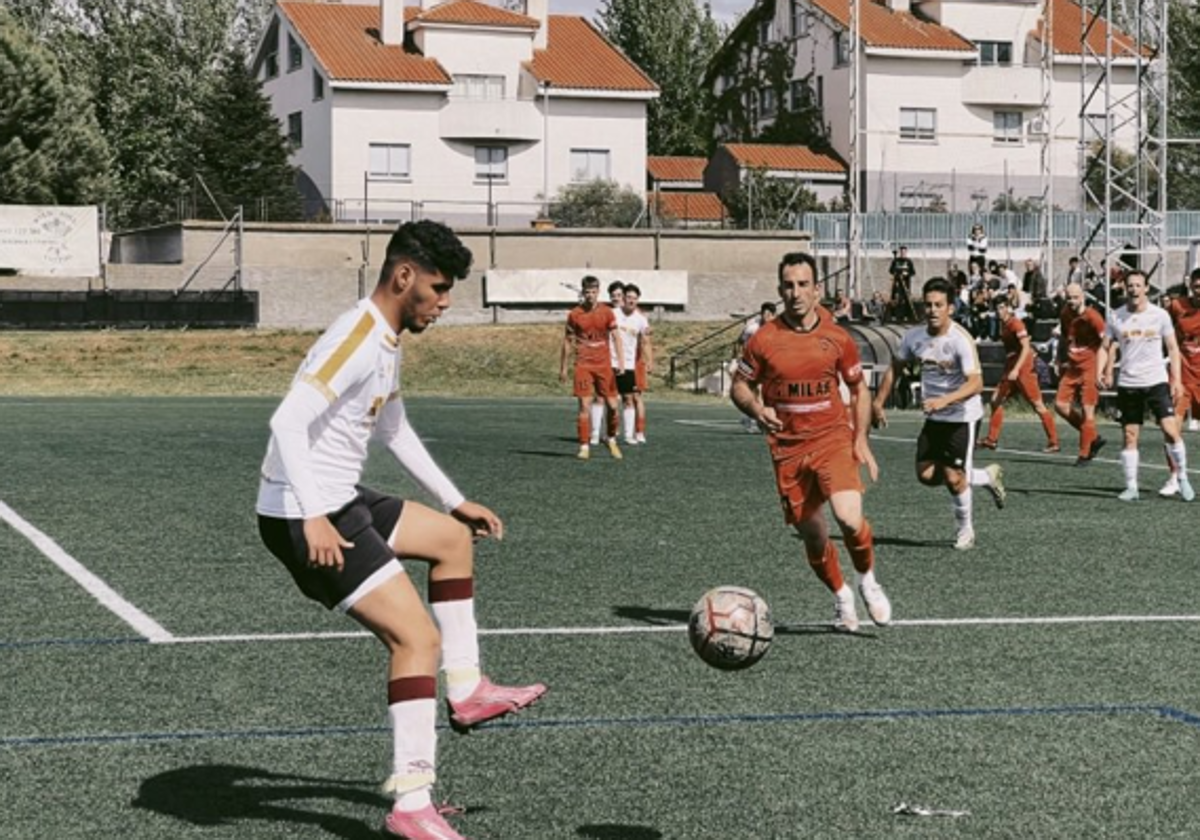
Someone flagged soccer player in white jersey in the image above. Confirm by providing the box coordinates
[1098,270,1194,502]
[614,283,652,444]
[624,284,654,443]
[873,277,1005,550]
[256,221,546,840]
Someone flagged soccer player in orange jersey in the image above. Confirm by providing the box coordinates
[731,252,890,632]
[978,296,1060,453]
[560,275,623,461]
[1161,268,1200,495]
[1053,282,1108,465]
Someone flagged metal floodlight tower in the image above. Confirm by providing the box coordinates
[847,0,862,301]
[1077,0,1169,305]
[1037,0,1054,285]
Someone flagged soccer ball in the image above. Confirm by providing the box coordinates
[688,586,774,670]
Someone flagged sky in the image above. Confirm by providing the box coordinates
[548,0,753,24]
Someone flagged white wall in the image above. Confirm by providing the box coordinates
[416,26,534,99]
[541,97,648,195]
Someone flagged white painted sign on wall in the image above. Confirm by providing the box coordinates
[0,205,101,276]
[484,269,688,307]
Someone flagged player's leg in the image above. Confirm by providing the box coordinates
[599,370,623,459]
[1155,387,1192,501]
[981,380,1010,448]
[827,488,891,626]
[574,372,594,458]
[589,400,604,446]
[1023,372,1060,452]
[634,361,648,443]
[1117,388,1144,500]
[390,502,546,731]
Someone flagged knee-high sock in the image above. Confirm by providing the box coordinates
[429,578,480,702]
[386,676,437,813]
[589,403,604,442]
[844,519,875,575]
[952,489,972,532]
[1168,441,1188,474]
[1039,410,1059,445]
[1080,418,1097,456]
[805,541,845,593]
[622,406,635,440]
[1120,449,1139,489]
[987,406,1005,442]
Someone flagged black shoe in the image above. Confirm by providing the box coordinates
[1089,437,1107,458]
[1075,455,1092,467]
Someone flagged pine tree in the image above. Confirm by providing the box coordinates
[189,47,303,222]
[0,6,111,204]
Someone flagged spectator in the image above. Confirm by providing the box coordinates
[866,290,886,323]
[888,246,918,322]
[833,292,853,323]
[1066,255,1085,286]
[1023,258,1048,302]
[967,223,988,271]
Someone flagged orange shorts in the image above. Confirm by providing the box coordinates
[574,366,617,399]
[1055,366,1099,408]
[1175,378,1200,416]
[994,366,1043,406]
[635,360,648,392]
[771,431,863,526]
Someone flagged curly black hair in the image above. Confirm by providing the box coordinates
[379,220,473,284]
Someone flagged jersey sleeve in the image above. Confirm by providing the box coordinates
[1160,308,1176,338]
[295,311,377,403]
[736,331,765,382]
[957,329,981,376]
[837,330,864,385]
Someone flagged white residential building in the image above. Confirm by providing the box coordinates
[711,0,1140,213]
[252,0,658,225]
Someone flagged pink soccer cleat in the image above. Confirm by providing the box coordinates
[385,804,467,840]
[447,677,547,734]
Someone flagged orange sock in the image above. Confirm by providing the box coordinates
[806,541,845,593]
[1040,410,1058,446]
[987,406,1005,442]
[606,406,619,439]
[845,519,875,574]
[577,415,589,445]
[1080,419,1096,456]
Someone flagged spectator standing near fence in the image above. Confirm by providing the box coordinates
[967,224,988,271]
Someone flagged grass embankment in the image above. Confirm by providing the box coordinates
[0,322,732,397]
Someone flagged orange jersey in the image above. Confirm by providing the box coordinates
[566,305,616,369]
[1168,297,1200,383]
[737,314,862,450]
[999,316,1034,374]
[1060,305,1105,373]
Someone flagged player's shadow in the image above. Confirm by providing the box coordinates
[132,763,392,840]
[1013,484,1120,499]
[578,825,663,839]
[513,449,579,459]
[871,535,945,549]
[612,605,690,625]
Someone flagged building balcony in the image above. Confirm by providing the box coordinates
[439,97,542,142]
[961,64,1043,107]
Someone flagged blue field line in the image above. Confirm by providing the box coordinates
[4,703,1198,750]
[0,636,149,651]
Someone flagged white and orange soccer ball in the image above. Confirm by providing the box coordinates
[688,586,774,670]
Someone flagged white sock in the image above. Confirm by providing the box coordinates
[589,403,603,443]
[952,489,972,532]
[1168,441,1188,474]
[857,568,877,588]
[623,406,635,439]
[969,468,992,487]
[431,598,481,702]
[387,696,436,812]
[1120,449,1139,489]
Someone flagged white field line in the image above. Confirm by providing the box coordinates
[159,614,1200,645]
[0,500,174,642]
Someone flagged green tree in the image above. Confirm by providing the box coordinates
[1082,141,1141,211]
[598,0,721,156]
[1168,0,1200,209]
[0,7,110,204]
[189,47,302,221]
[549,179,645,228]
[722,167,824,229]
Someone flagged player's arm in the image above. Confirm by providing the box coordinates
[1165,331,1183,402]
[730,373,782,433]
[641,328,654,372]
[1011,332,1033,381]
[870,356,907,428]
[375,397,503,540]
[1099,334,1116,389]
[612,324,625,375]
[850,376,879,482]
[559,324,573,383]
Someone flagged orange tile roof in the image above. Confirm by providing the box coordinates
[280,2,451,85]
[414,0,538,29]
[722,144,846,174]
[812,0,974,51]
[647,156,707,183]
[648,192,727,222]
[1034,0,1141,58]
[526,17,658,93]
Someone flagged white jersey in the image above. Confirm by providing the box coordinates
[897,323,983,423]
[611,309,649,369]
[1107,303,1173,388]
[257,298,463,519]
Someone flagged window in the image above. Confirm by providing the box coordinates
[287,33,302,71]
[570,148,610,182]
[452,74,505,100]
[975,40,1013,66]
[475,146,507,180]
[815,75,824,110]
[993,110,1022,144]
[287,111,303,148]
[759,19,772,44]
[312,70,324,101]
[790,79,806,111]
[899,107,936,141]
[834,32,849,66]
[264,51,279,80]
[369,143,411,179]
[761,88,776,118]
[791,0,809,37]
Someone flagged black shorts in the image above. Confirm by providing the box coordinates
[258,485,404,611]
[916,419,974,470]
[614,369,638,395]
[1116,383,1174,426]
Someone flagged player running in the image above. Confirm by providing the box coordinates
[256,221,546,840]
[561,275,624,461]
[873,277,1005,550]
[731,251,891,633]
[1053,282,1108,465]
[1100,270,1194,501]
[1160,268,1200,496]
[977,296,1060,453]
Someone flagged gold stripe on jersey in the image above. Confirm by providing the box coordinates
[312,312,375,395]
[299,373,337,403]
[950,322,982,372]
[387,389,402,402]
